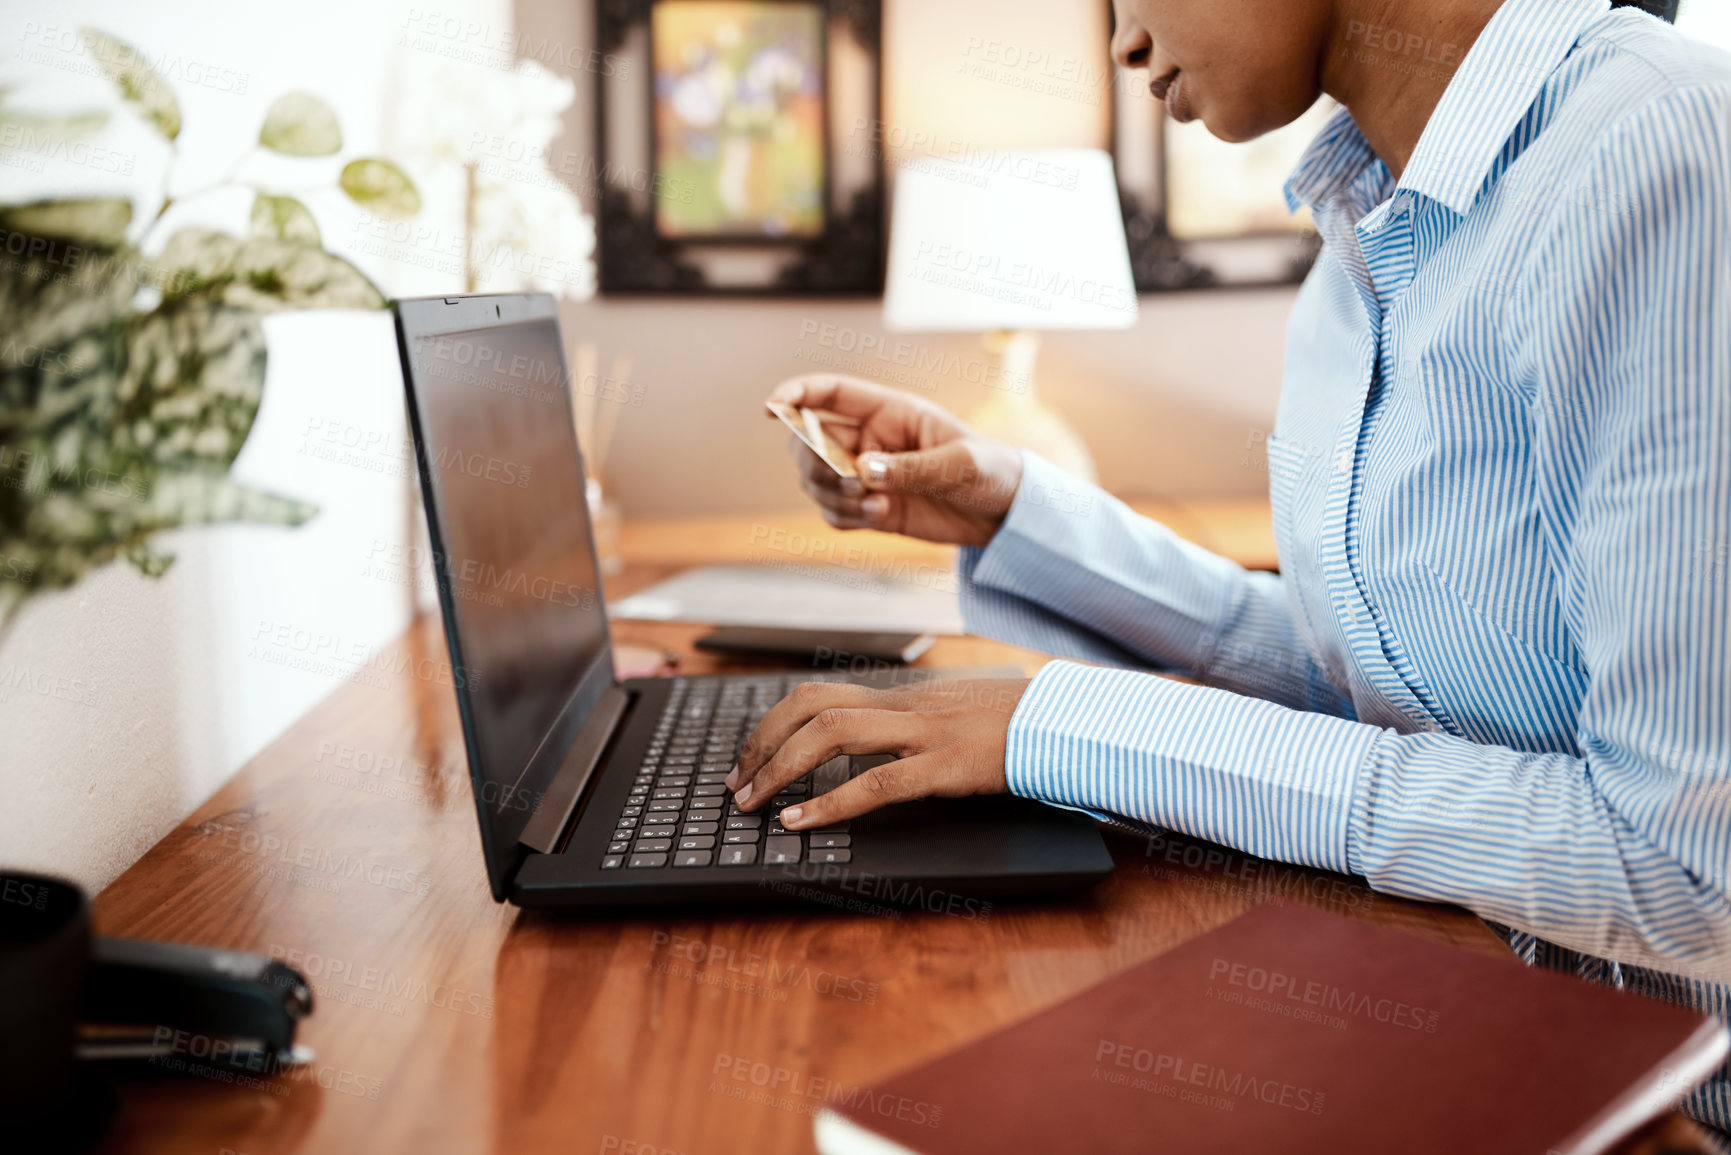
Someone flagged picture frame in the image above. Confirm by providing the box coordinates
[596,0,884,295]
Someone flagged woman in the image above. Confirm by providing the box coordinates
[727,0,1731,1133]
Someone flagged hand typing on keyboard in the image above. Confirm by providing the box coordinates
[725,679,1032,830]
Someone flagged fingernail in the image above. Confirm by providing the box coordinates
[725,766,740,790]
[862,495,888,518]
[771,383,802,402]
[781,805,803,826]
[735,781,753,805]
[861,453,888,482]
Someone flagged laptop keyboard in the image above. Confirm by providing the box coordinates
[600,675,857,871]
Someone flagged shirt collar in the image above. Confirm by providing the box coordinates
[1286,0,1608,218]
[1284,105,1380,214]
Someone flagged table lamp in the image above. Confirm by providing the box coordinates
[882,149,1138,482]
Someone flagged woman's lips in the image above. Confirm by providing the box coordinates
[1150,66,1196,123]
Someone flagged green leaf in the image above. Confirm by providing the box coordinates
[156,226,242,299]
[156,226,383,312]
[0,209,134,392]
[0,107,109,140]
[0,293,321,604]
[124,542,175,577]
[339,158,421,218]
[258,91,342,157]
[78,28,181,141]
[0,198,133,247]
[248,194,321,245]
[227,238,383,311]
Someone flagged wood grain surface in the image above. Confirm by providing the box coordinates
[86,512,1714,1155]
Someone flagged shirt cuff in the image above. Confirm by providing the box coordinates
[965,451,1102,588]
[1006,660,1378,875]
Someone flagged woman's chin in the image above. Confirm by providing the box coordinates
[1200,108,1283,145]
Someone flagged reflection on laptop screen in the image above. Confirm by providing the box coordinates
[405,319,610,824]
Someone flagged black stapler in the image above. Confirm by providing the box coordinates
[76,937,315,1071]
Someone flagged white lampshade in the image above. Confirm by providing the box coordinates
[883,149,1138,332]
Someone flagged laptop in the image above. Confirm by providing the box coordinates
[391,293,1114,911]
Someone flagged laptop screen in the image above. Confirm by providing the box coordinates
[395,296,614,896]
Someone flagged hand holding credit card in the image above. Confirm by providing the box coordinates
[764,375,1024,547]
[766,400,859,477]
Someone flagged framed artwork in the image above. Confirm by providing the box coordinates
[596,0,883,294]
[1108,29,1328,292]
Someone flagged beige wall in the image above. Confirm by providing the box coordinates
[562,291,1296,517]
[527,0,1297,517]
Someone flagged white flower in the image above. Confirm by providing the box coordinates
[399,52,595,299]
[471,172,595,299]
[400,54,574,163]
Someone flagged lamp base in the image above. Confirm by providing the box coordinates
[963,331,1097,484]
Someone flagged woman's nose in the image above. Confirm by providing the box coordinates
[1110,6,1153,70]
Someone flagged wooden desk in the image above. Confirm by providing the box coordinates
[89,510,1710,1155]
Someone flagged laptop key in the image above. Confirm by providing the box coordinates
[718,845,758,866]
[644,814,678,826]
[601,855,625,869]
[679,836,716,851]
[691,783,726,797]
[725,815,761,830]
[810,848,851,864]
[695,773,729,785]
[627,853,668,869]
[634,838,672,853]
[810,821,851,833]
[681,821,718,836]
[648,800,682,812]
[809,833,851,849]
[724,829,760,844]
[686,808,721,823]
[607,840,630,854]
[672,850,713,868]
[651,788,685,801]
[764,836,802,864]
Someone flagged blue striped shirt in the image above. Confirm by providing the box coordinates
[959,0,1731,1132]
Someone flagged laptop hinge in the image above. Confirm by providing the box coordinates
[518,685,631,855]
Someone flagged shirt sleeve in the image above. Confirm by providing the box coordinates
[958,451,1353,717]
[1006,87,1731,986]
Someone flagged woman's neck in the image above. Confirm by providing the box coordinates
[1320,0,1508,178]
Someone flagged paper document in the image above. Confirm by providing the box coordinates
[609,563,965,636]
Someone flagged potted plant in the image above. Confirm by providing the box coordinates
[0,28,421,641]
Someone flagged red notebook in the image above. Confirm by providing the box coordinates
[815,904,1727,1155]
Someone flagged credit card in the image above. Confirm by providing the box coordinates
[766,401,858,477]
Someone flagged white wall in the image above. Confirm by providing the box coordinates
[0,0,503,891]
[562,289,1296,517]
